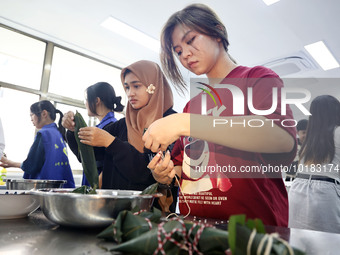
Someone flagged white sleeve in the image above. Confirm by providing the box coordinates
[0,118,5,159]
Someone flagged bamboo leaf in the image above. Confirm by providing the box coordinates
[71,185,97,194]
[228,214,246,254]
[74,111,99,188]
[99,210,305,255]
[140,183,158,195]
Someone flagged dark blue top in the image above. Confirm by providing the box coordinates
[96,112,117,129]
[22,123,75,188]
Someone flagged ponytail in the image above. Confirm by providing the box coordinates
[86,82,125,114]
[113,96,124,112]
[55,109,66,141]
[30,100,67,141]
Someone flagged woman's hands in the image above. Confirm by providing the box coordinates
[0,156,21,168]
[147,151,175,185]
[62,111,115,148]
[143,113,190,152]
[62,111,75,132]
[78,127,115,148]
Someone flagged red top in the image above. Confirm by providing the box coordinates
[172,66,297,226]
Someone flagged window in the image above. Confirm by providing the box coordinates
[0,27,46,89]
[49,47,125,105]
[0,88,39,168]
[0,25,125,184]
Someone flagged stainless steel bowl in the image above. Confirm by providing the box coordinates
[30,189,161,228]
[6,179,67,190]
[0,190,40,219]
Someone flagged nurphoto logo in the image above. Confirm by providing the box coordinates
[198,82,311,116]
[196,79,313,128]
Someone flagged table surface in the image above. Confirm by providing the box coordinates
[0,209,117,255]
[1,210,340,255]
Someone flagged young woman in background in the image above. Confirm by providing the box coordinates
[0,100,75,188]
[289,95,340,233]
[62,82,124,186]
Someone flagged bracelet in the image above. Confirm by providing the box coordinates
[158,183,172,190]
[157,176,177,190]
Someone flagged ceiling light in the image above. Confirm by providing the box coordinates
[100,16,159,52]
[262,0,280,6]
[304,41,339,71]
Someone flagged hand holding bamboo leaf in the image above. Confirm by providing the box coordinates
[78,126,115,148]
[74,111,99,189]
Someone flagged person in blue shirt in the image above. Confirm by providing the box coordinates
[62,82,124,187]
[0,100,75,188]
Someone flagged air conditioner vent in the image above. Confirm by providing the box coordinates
[262,51,318,76]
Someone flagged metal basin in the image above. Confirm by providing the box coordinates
[6,179,67,190]
[30,189,161,228]
[0,190,40,219]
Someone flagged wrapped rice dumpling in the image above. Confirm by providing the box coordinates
[98,209,305,255]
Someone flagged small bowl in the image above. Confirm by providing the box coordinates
[30,189,161,228]
[6,179,67,190]
[0,190,40,219]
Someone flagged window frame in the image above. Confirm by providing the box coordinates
[0,24,124,175]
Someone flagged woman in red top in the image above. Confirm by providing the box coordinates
[145,4,296,226]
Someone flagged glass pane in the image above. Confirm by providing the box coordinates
[0,27,46,89]
[49,47,126,106]
[0,88,39,175]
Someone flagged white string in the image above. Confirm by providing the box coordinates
[263,234,276,255]
[166,174,191,220]
[167,175,295,255]
[245,230,294,255]
[256,234,268,255]
[275,235,295,255]
[247,229,257,255]
[176,175,191,218]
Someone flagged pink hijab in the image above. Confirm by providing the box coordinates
[120,60,173,152]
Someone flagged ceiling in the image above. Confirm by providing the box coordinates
[0,0,340,115]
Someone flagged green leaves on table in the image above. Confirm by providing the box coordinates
[98,208,229,254]
[74,111,98,189]
[228,215,305,255]
[140,182,159,195]
[71,185,97,194]
[140,183,174,212]
[97,210,305,255]
[97,207,162,243]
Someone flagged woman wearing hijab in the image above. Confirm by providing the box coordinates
[64,60,176,210]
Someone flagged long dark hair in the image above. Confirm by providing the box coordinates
[300,95,340,164]
[86,82,124,115]
[30,100,66,140]
[160,3,236,92]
